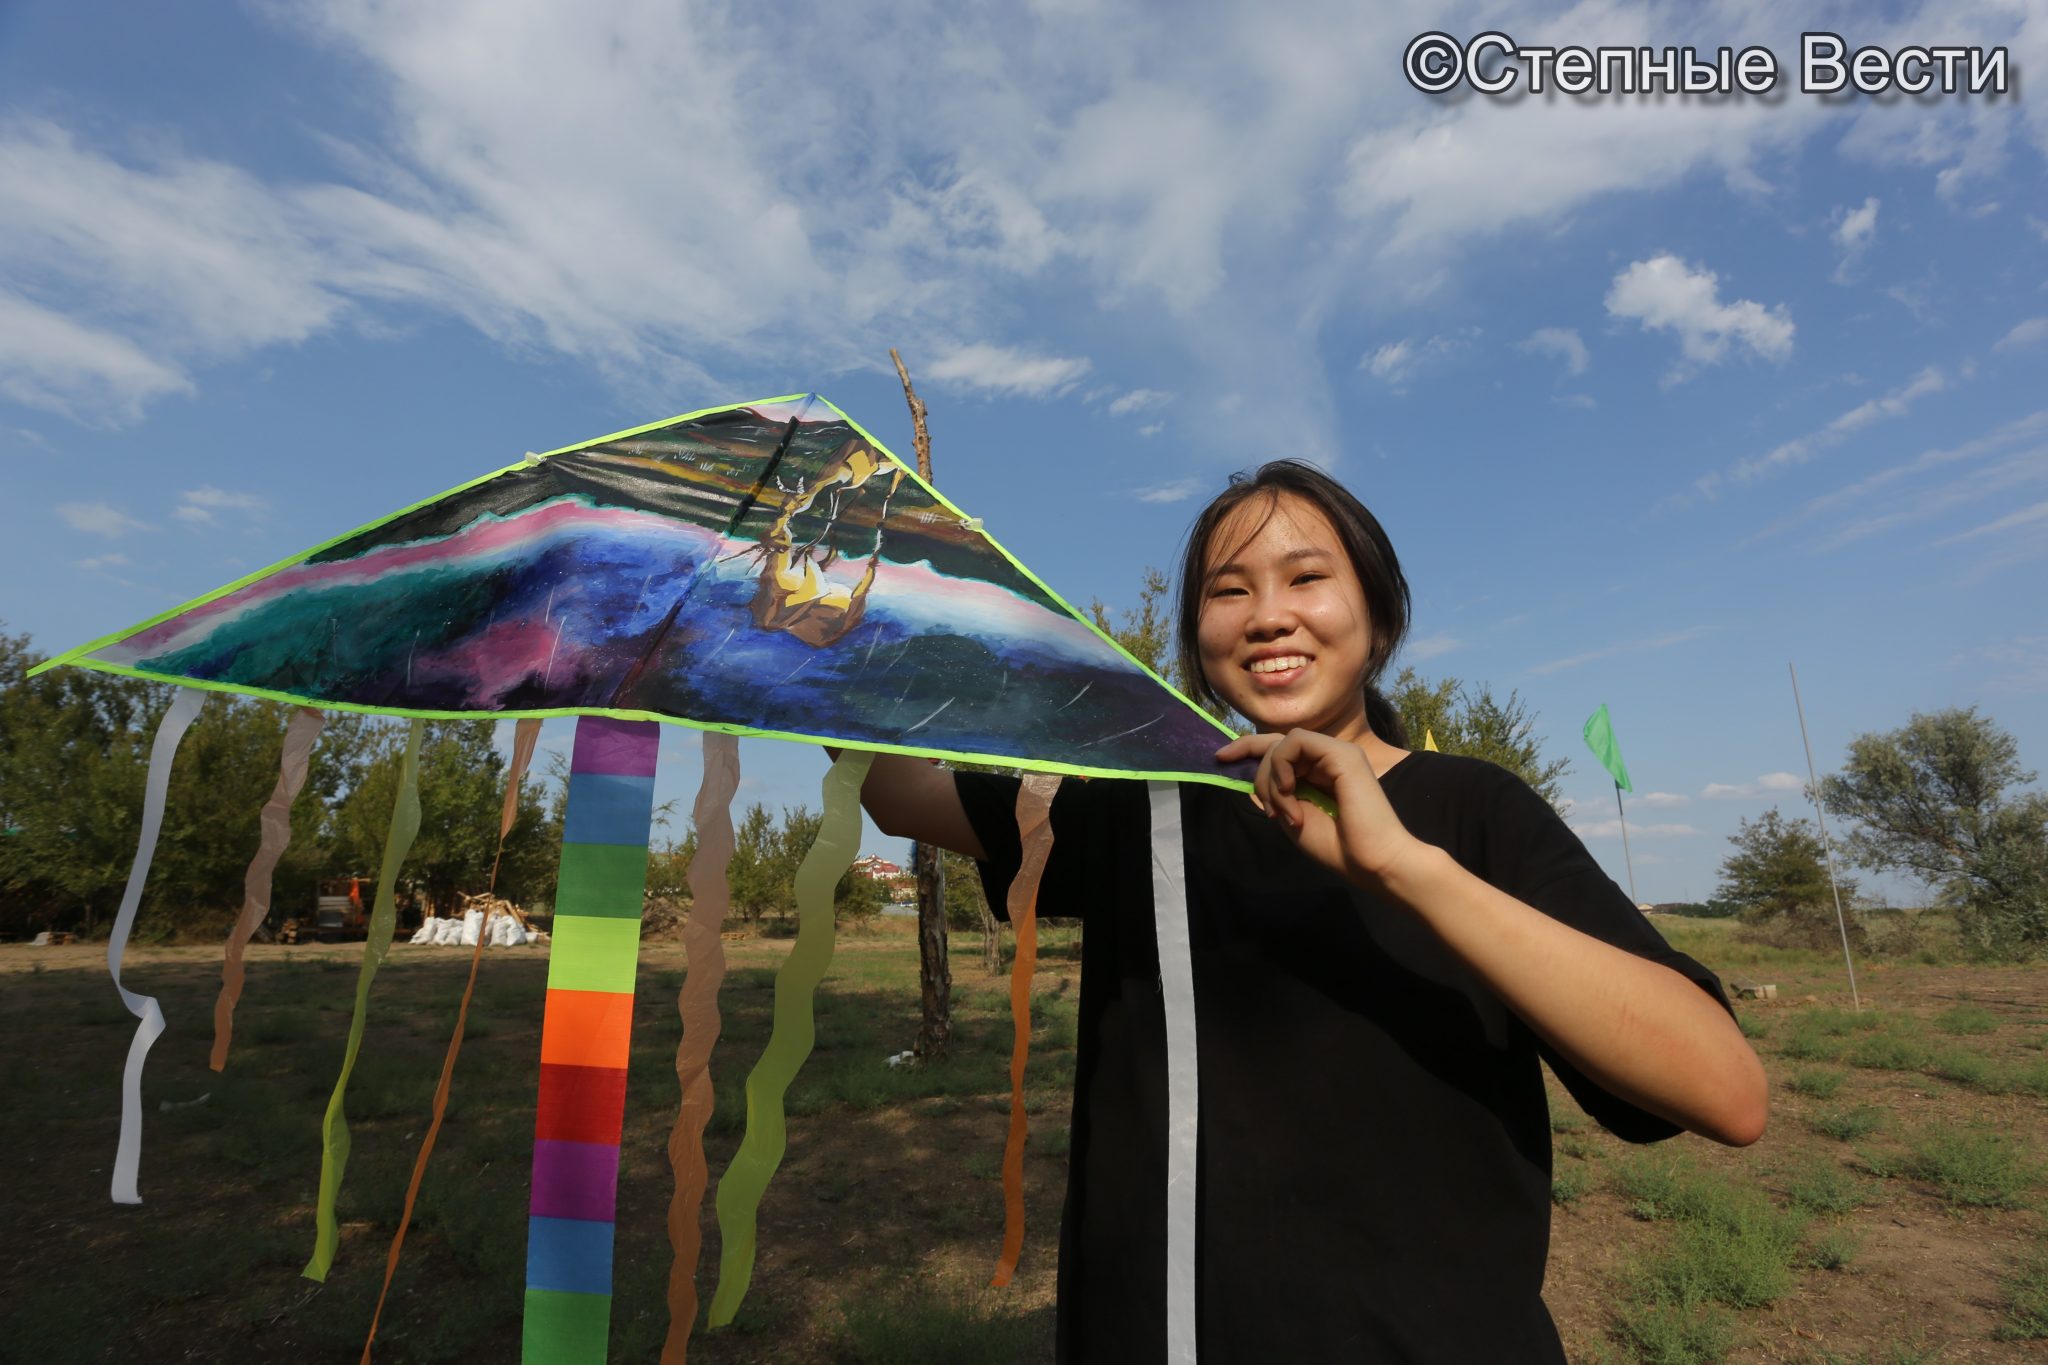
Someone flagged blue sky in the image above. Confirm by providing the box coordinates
[1,0,2042,905]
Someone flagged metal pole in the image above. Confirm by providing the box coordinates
[1790,662,1862,1010]
[1613,783,1640,906]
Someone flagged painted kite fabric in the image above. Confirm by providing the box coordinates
[40,393,1243,1364]
[57,394,1249,789]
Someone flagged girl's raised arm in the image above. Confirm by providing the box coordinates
[842,752,988,861]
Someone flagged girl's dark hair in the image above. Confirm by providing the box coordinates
[1173,459,1412,746]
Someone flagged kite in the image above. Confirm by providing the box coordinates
[34,393,1246,1362]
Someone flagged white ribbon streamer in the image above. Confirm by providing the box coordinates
[1148,781,1198,1364]
[108,686,206,1204]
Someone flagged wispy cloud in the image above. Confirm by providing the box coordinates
[1949,634,2048,695]
[1108,388,1170,416]
[0,287,191,423]
[1403,634,1460,662]
[1527,626,1712,676]
[1605,254,1792,385]
[1518,327,1588,377]
[1830,196,1879,283]
[1933,499,2048,546]
[1133,477,1205,504]
[1361,329,1475,393]
[1701,772,1803,800]
[173,486,267,527]
[1571,818,1702,839]
[1686,365,1950,508]
[1636,791,1692,809]
[1995,318,2048,352]
[58,501,150,537]
[924,344,1091,398]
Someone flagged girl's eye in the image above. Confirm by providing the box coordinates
[1293,572,1325,585]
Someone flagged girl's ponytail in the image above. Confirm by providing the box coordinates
[1363,684,1407,749]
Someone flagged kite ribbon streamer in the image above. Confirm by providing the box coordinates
[991,772,1061,1288]
[662,731,740,1365]
[524,717,660,1363]
[305,719,424,1282]
[706,748,874,1329]
[1149,781,1199,1365]
[107,686,205,1204]
[364,717,541,1362]
[211,706,325,1072]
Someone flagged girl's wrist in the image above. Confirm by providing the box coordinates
[1360,834,1451,906]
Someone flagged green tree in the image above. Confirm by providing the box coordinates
[1090,566,1234,724]
[1719,807,1830,917]
[1387,667,1572,814]
[1821,707,2048,958]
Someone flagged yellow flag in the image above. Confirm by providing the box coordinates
[1422,728,1439,752]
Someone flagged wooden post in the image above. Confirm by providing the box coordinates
[892,348,956,1060]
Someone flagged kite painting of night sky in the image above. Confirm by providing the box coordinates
[55,395,1251,788]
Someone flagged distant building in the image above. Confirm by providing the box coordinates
[852,854,905,880]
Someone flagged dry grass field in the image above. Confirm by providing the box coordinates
[0,915,2042,1363]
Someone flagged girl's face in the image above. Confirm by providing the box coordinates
[1196,493,1376,745]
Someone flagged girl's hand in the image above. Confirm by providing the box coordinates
[1215,730,1427,889]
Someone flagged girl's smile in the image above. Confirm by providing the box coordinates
[1197,493,1375,745]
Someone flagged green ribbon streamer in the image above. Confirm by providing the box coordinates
[304,719,424,1282]
[706,748,873,1328]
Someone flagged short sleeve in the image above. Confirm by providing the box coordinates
[1479,772,1737,1143]
[954,771,1147,922]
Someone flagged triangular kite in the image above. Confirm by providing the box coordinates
[36,394,1246,1364]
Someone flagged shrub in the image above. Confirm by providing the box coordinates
[1786,1068,1845,1099]
[1810,1107,1884,1142]
[1907,1127,2037,1209]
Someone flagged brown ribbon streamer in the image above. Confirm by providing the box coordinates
[992,772,1061,1287]
[361,717,542,1362]
[210,706,326,1072]
[662,730,741,1364]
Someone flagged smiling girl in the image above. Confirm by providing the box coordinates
[857,459,1767,1362]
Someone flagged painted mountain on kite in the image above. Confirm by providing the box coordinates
[48,395,1250,787]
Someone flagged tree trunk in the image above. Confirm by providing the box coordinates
[911,840,952,1058]
[979,898,1003,975]
[893,348,954,1061]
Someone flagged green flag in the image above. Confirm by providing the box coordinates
[1583,704,1633,793]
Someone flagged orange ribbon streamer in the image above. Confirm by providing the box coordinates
[992,772,1061,1287]
[361,717,542,1362]
[210,706,325,1072]
[662,731,740,1364]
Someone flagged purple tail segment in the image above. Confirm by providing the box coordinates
[523,716,660,1362]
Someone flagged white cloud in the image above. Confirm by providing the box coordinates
[1403,634,1460,662]
[1362,330,1473,393]
[1528,626,1711,676]
[1137,421,1164,439]
[1133,477,1204,504]
[1571,819,1702,840]
[1636,791,1692,809]
[1108,388,1171,416]
[1933,499,2048,546]
[174,486,268,527]
[1952,634,2048,695]
[1686,366,1949,507]
[1605,255,1793,383]
[1995,318,2048,352]
[1749,409,2048,549]
[1701,773,1803,800]
[1830,196,1879,283]
[76,553,131,571]
[924,343,1091,398]
[0,288,191,423]
[59,502,150,538]
[1518,327,1588,377]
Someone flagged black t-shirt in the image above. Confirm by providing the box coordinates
[956,750,1732,1364]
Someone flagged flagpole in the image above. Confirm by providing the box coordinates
[1789,662,1862,1011]
[1612,782,1639,907]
